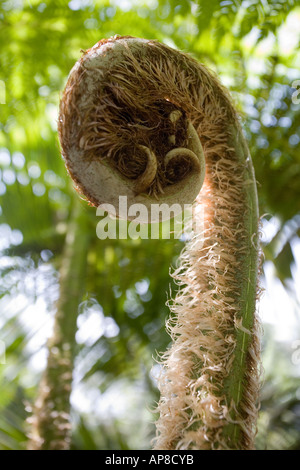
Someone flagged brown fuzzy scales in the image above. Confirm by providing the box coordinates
[58,36,261,450]
[58,37,205,205]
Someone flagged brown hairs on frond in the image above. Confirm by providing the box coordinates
[58,36,261,450]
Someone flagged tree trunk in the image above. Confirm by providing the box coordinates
[28,195,90,450]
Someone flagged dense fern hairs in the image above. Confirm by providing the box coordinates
[29,36,261,450]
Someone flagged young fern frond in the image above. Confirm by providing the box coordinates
[57,36,261,450]
[154,123,261,450]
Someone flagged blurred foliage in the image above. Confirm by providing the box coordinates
[0,0,300,450]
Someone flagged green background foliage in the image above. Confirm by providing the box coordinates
[0,0,300,450]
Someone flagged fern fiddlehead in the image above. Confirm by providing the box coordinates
[58,36,261,450]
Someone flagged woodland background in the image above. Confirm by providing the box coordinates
[0,0,300,450]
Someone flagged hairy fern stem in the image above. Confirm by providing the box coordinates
[57,36,261,450]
